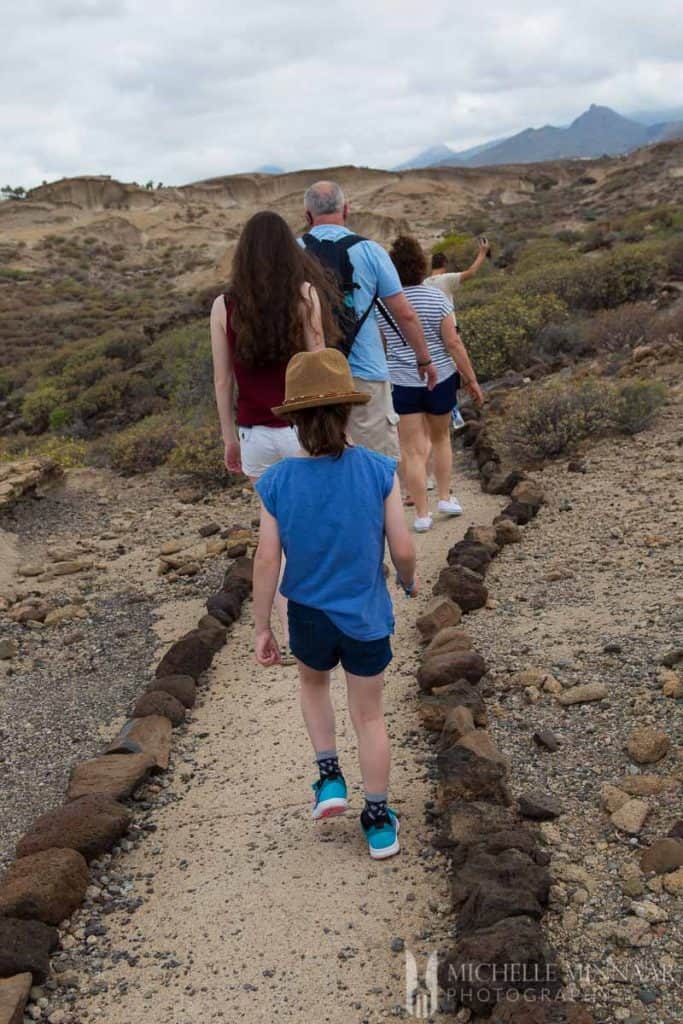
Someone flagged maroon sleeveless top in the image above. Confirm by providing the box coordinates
[224,296,289,428]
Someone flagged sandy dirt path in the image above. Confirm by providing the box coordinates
[76,455,502,1024]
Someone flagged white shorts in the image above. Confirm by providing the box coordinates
[238,425,300,479]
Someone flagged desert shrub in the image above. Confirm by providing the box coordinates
[0,435,87,468]
[458,293,567,380]
[101,331,147,364]
[432,232,479,269]
[648,305,683,345]
[517,246,665,311]
[611,381,666,435]
[108,415,178,474]
[507,380,612,458]
[663,236,683,278]
[22,385,66,432]
[71,372,133,420]
[61,354,123,389]
[554,229,582,244]
[0,374,12,399]
[533,321,591,360]
[578,225,617,253]
[48,407,72,431]
[513,239,578,273]
[168,422,227,483]
[583,302,655,352]
[170,335,214,409]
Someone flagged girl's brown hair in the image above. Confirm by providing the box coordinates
[229,211,341,367]
[389,234,428,286]
[287,404,350,458]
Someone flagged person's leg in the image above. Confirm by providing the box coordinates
[345,670,390,800]
[251,470,291,648]
[298,662,336,755]
[398,413,430,520]
[425,412,454,502]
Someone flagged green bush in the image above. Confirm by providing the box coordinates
[168,422,228,483]
[22,385,66,432]
[517,246,665,311]
[513,239,578,273]
[108,415,177,474]
[61,354,123,389]
[48,407,72,431]
[507,380,613,458]
[432,232,479,269]
[583,302,655,352]
[611,381,666,435]
[459,292,567,379]
[71,372,133,420]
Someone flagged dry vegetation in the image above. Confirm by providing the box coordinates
[0,141,681,479]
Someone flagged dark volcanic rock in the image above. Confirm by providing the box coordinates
[485,469,527,496]
[155,631,214,679]
[207,590,244,626]
[518,791,563,821]
[0,918,59,983]
[0,848,89,925]
[133,689,186,726]
[434,565,488,612]
[446,540,493,575]
[439,916,560,1015]
[498,501,537,525]
[416,597,462,641]
[67,752,154,802]
[533,729,561,752]
[417,651,487,692]
[437,738,511,806]
[15,795,131,862]
[148,674,197,709]
[418,681,488,732]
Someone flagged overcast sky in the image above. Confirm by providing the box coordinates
[3,0,682,189]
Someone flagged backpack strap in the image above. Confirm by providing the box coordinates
[376,297,408,345]
[354,286,379,338]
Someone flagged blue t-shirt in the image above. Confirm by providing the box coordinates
[299,225,402,382]
[256,446,397,640]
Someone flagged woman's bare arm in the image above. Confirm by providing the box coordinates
[440,315,485,406]
[384,476,418,593]
[300,283,325,351]
[210,295,241,471]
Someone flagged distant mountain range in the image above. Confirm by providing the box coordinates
[395,105,683,170]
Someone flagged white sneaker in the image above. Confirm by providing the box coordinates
[413,515,433,533]
[438,497,463,516]
[426,476,436,491]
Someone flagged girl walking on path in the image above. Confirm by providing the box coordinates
[210,211,340,656]
[252,348,418,859]
[377,235,484,533]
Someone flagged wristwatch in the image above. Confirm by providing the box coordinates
[417,358,433,368]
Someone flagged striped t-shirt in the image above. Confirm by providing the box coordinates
[376,285,456,388]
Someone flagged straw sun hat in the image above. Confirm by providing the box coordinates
[271,348,370,417]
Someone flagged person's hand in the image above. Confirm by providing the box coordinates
[224,439,242,474]
[418,361,438,391]
[478,235,490,256]
[396,572,420,597]
[255,628,281,666]
[466,379,485,406]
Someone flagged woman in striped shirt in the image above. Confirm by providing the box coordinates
[377,235,484,532]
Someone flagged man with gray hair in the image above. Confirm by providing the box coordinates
[300,180,437,459]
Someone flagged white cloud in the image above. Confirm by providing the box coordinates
[1,0,682,188]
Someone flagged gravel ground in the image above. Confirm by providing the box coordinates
[461,394,683,1022]
[0,468,254,873]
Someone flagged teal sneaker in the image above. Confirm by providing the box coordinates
[361,809,400,859]
[311,773,348,820]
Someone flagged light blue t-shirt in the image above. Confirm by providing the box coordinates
[256,446,397,640]
[299,225,402,382]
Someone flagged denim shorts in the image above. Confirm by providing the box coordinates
[288,601,392,677]
[392,372,458,417]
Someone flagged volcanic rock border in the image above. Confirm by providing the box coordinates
[0,555,254,1024]
[415,406,598,1022]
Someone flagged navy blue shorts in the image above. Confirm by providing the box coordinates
[288,601,392,677]
[392,373,458,416]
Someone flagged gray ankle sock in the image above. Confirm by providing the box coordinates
[316,749,340,779]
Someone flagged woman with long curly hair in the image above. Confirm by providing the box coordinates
[210,210,341,658]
